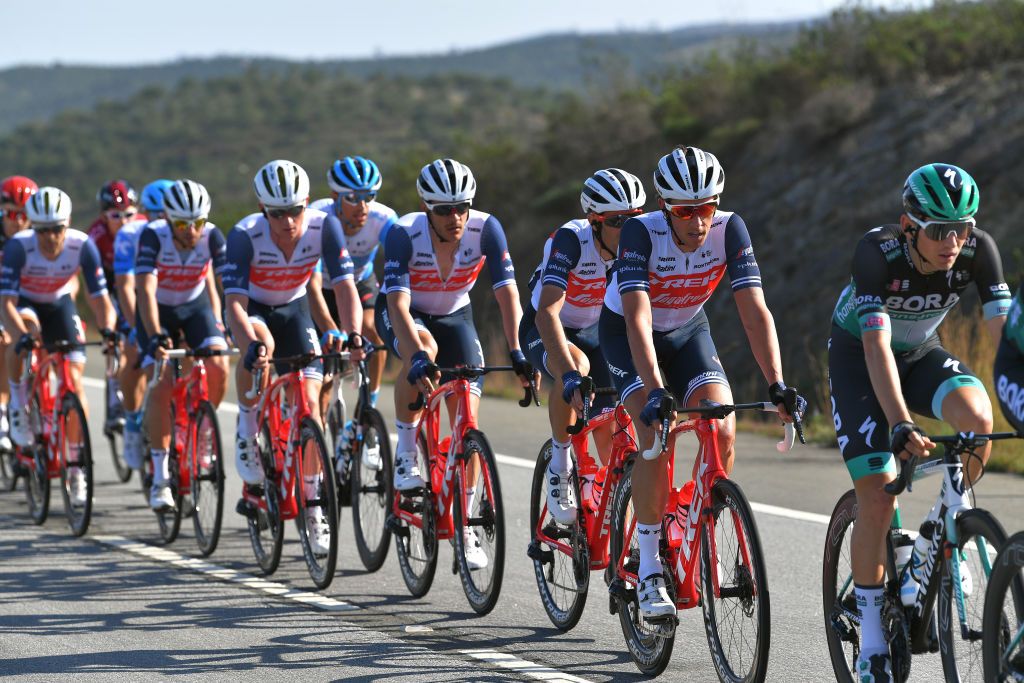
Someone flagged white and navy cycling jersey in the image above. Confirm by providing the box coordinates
[309,197,398,282]
[0,229,107,303]
[135,221,226,306]
[528,219,613,329]
[381,210,516,316]
[222,209,353,306]
[605,210,761,332]
[112,217,150,277]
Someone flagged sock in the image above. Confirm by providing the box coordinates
[238,404,257,441]
[637,522,664,581]
[152,449,170,485]
[396,419,419,454]
[126,411,141,434]
[549,439,572,474]
[0,402,7,432]
[855,583,887,656]
[369,390,379,408]
[465,487,477,515]
[303,474,321,501]
[8,381,26,411]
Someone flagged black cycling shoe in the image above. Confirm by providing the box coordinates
[856,652,892,683]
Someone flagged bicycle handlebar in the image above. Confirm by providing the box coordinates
[566,376,620,435]
[406,363,539,411]
[884,430,1022,495]
[162,347,240,359]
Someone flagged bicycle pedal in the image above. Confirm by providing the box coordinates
[235,497,257,519]
[608,577,635,604]
[526,540,554,565]
[384,514,407,537]
[399,486,426,498]
[541,522,573,540]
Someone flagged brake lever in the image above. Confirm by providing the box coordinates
[566,376,594,436]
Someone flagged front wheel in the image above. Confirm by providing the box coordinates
[0,444,20,492]
[104,378,131,483]
[452,429,505,615]
[295,417,339,590]
[938,508,1013,682]
[58,392,93,537]
[393,429,438,598]
[983,530,1024,682]
[155,407,184,545]
[246,424,284,575]
[24,393,50,525]
[189,401,224,557]
[700,478,770,683]
[351,407,393,572]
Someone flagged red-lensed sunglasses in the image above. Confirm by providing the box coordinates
[2,208,26,220]
[664,200,718,221]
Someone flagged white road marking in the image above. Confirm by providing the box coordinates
[460,649,596,683]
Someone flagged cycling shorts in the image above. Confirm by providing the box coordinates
[316,272,380,339]
[994,335,1024,432]
[828,325,985,482]
[16,294,86,364]
[375,301,485,396]
[519,303,613,411]
[598,306,728,405]
[248,297,323,381]
[136,294,226,368]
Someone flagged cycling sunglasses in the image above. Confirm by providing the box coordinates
[663,199,718,221]
[429,202,471,217]
[266,204,305,219]
[172,217,208,231]
[105,209,138,220]
[906,213,975,241]
[2,208,26,220]
[340,191,377,205]
[599,209,642,228]
[33,223,67,235]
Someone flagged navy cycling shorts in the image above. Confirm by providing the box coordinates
[248,297,323,380]
[16,294,86,363]
[136,291,225,366]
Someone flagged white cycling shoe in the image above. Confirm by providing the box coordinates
[545,468,578,525]
[637,573,677,621]
[235,436,263,485]
[10,406,33,448]
[305,507,332,555]
[361,434,382,471]
[150,483,176,512]
[462,527,488,570]
[393,451,425,491]
[67,467,88,507]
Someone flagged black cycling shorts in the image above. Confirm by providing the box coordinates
[248,297,323,380]
[136,292,225,366]
[17,294,86,363]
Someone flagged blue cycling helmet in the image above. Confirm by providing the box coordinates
[327,156,382,194]
[140,179,174,213]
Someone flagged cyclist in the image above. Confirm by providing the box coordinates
[599,146,802,621]
[828,163,1008,682]
[223,160,362,552]
[520,168,646,524]
[89,180,144,291]
[136,179,230,511]
[377,157,532,570]
[0,187,117,505]
[996,285,1024,432]
[309,156,397,408]
[114,178,173,470]
[0,176,38,452]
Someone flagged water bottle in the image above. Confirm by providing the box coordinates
[893,532,917,606]
[665,480,695,548]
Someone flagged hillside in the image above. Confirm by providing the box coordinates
[0,21,798,133]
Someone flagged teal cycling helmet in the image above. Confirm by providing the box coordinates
[327,156,382,194]
[140,179,174,213]
[902,163,979,221]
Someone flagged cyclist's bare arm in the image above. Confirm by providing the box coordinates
[115,273,136,325]
[862,328,932,459]
[88,292,116,333]
[306,272,335,334]
[621,290,663,393]
[734,287,783,386]
[226,292,259,348]
[535,285,574,378]
[331,279,362,336]
[985,314,1006,346]
[387,290,423,359]
[0,295,27,339]
[137,272,162,339]
[205,267,221,325]
[494,284,533,386]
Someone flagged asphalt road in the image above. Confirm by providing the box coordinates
[1,373,1022,682]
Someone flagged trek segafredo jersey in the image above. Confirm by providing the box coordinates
[223,209,353,306]
[528,219,613,329]
[309,198,397,282]
[831,224,1010,352]
[0,229,107,302]
[382,210,515,316]
[135,221,226,306]
[604,210,761,332]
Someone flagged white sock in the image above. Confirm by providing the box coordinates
[152,449,170,485]
[856,583,887,656]
[8,381,26,411]
[238,404,257,440]
[465,487,477,515]
[396,419,419,454]
[637,522,664,581]
[549,439,572,474]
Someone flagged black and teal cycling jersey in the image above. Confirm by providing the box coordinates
[1002,285,1024,354]
[831,224,1010,352]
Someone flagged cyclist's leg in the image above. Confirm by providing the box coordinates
[6,304,41,446]
[572,322,615,465]
[357,275,386,403]
[0,325,9,447]
[178,297,229,407]
[234,304,275,483]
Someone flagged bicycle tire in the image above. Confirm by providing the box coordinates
[295,416,339,589]
[247,423,284,575]
[155,403,184,545]
[983,530,1024,682]
[326,398,350,517]
[351,406,393,572]
[190,400,224,557]
[0,445,20,492]
[938,507,1013,682]
[529,439,589,631]
[104,379,131,483]
[24,392,49,525]
[823,489,859,683]
[58,392,93,537]
[700,478,770,683]
[452,429,506,615]
[609,462,676,676]
[393,429,438,598]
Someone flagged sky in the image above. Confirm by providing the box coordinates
[4,0,930,68]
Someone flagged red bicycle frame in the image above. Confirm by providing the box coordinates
[156,350,218,498]
[17,348,78,479]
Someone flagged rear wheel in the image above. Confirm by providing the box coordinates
[295,417,338,589]
[189,401,224,557]
[983,531,1024,683]
[58,392,93,537]
[104,377,131,483]
[24,392,50,525]
[247,424,284,575]
[0,443,20,492]
[822,489,859,683]
[393,430,438,598]
[326,396,349,519]
[700,478,770,683]
[351,406,393,572]
[528,439,589,631]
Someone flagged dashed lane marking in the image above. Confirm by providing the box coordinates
[460,649,596,683]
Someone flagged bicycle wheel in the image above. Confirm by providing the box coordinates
[983,530,1024,682]
[392,429,438,597]
[24,392,49,525]
[528,439,589,631]
[609,462,676,676]
[700,478,770,683]
[104,379,131,483]
[939,508,1013,682]
[452,429,505,615]
[823,489,860,682]
[0,445,20,492]
[247,423,284,575]
[58,393,93,537]
[156,449,183,545]
[351,406,393,572]
[190,401,224,557]
[326,396,350,517]
[294,416,339,589]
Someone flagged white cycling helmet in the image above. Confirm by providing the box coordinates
[253,159,310,208]
[653,146,725,201]
[26,186,72,227]
[416,158,476,205]
[163,179,211,221]
[580,168,646,214]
